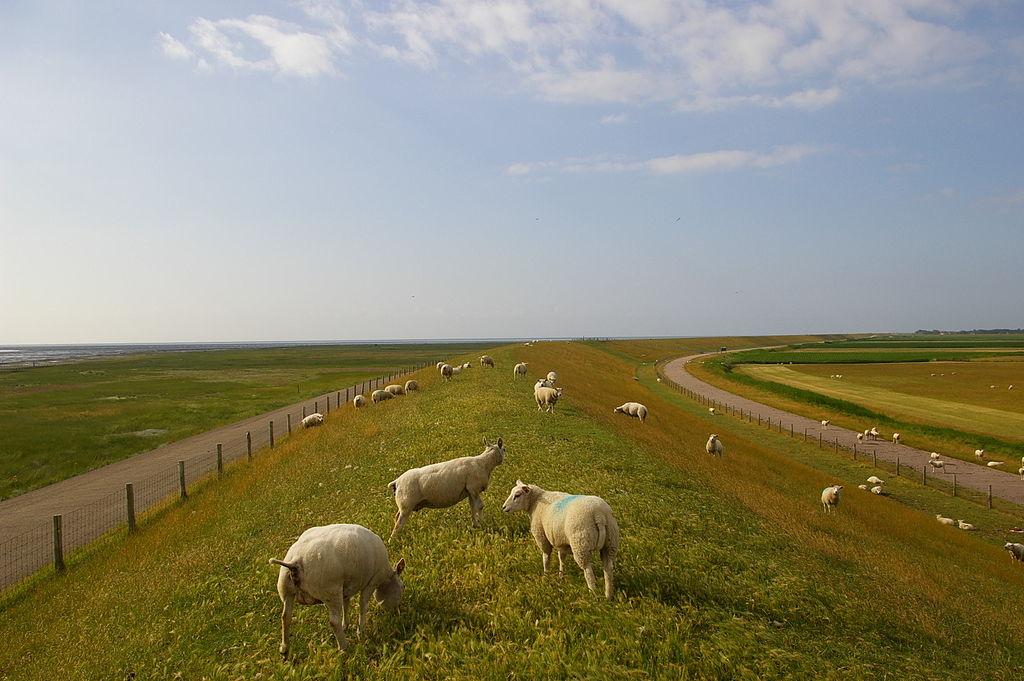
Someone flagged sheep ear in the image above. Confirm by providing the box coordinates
[516,479,524,486]
[395,558,406,575]
[496,437,503,448]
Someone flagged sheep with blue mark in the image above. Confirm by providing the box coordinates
[501,480,619,600]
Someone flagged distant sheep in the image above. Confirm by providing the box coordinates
[987,461,1004,468]
[857,484,868,490]
[975,449,985,459]
[385,384,405,396]
[870,485,886,496]
[388,439,505,538]
[535,387,563,413]
[613,402,648,423]
[867,476,884,485]
[1018,466,1023,481]
[929,460,946,470]
[546,371,558,383]
[480,355,495,368]
[301,413,324,428]
[441,364,454,381]
[869,427,880,440]
[892,433,901,444]
[534,377,554,389]
[957,520,976,531]
[856,433,864,441]
[513,362,528,378]
[821,420,830,429]
[930,452,940,459]
[821,484,843,513]
[404,380,419,392]
[270,524,405,657]
[501,480,619,600]
[1004,542,1024,562]
[352,395,367,408]
[705,434,724,457]
[935,515,956,526]
[371,389,391,404]
[708,407,716,415]
[451,365,463,376]
[462,363,471,370]
[436,361,446,370]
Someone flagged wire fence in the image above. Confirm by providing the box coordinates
[0,363,434,593]
[654,362,1020,516]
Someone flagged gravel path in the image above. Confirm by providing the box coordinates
[662,353,1024,506]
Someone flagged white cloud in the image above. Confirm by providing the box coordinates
[507,145,821,176]
[600,113,629,124]
[157,32,192,61]
[157,1,998,109]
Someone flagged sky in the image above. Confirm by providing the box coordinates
[1,0,1022,343]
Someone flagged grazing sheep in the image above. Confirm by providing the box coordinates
[513,362,528,378]
[821,420,830,429]
[869,427,880,440]
[613,402,648,423]
[936,515,956,526]
[480,355,495,368]
[462,363,471,370]
[534,377,554,389]
[269,524,405,657]
[857,484,868,490]
[352,395,367,408]
[705,434,724,457]
[535,387,563,413]
[975,449,985,459]
[892,433,901,444]
[708,407,716,415]
[441,364,454,381]
[546,371,558,383]
[863,429,871,440]
[436,361,446,370]
[385,384,405,397]
[930,452,940,460]
[404,380,419,392]
[451,365,464,376]
[1018,466,1024,481]
[1004,542,1024,562]
[870,485,885,495]
[501,480,619,600]
[867,476,884,485]
[371,389,391,404]
[987,461,1004,468]
[929,460,946,470]
[957,520,976,531]
[301,413,324,428]
[388,438,506,538]
[856,433,864,441]
[821,485,843,513]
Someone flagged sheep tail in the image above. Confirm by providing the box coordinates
[269,558,299,573]
[387,480,398,496]
[595,516,607,550]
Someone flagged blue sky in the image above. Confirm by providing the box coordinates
[1,1,1022,343]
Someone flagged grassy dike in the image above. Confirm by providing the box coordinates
[1,341,1022,679]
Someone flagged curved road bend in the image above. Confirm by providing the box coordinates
[662,353,1024,506]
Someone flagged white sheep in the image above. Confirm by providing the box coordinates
[1004,542,1024,562]
[975,449,985,459]
[441,364,454,381]
[708,407,716,415]
[935,515,956,526]
[1018,466,1024,481]
[867,476,884,485]
[371,389,391,404]
[821,484,843,513]
[269,524,405,657]
[869,427,880,440]
[352,395,367,408]
[404,380,419,392]
[987,461,1004,468]
[534,377,553,389]
[436,361,446,370]
[546,371,558,383]
[480,355,495,368]
[930,452,940,460]
[501,480,619,600]
[870,485,885,495]
[388,439,505,538]
[613,402,648,423]
[957,520,976,531]
[301,413,324,428]
[535,386,563,413]
[461,362,471,370]
[821,420,830,429]
[705,434,724,457]
[892,432,901,444]
[513,362,528,378]
[385,384,405,397]
[929,460,946,470]
[1010,385,1015,390]
[857,484,868,490]
[451,365,464,376]
[856,433,864,441]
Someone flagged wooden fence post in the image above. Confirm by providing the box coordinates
[896,457,900,476]
[216,443,223,476]
[288,414,293,434]
[989,485,993,509]
[315,400,319,414]
[325,397,329,415]
[953,474,957,497]
[758,414,761,426]
[922,465,927,485]
[790,424,793,437]
[270,421,275,448]
[178,460,187,499]
[126,483,136,533]
[873,450,876,467]
[247,431,252,461]
[52,515,64,573]
[301,406,306,419]
[834,438,838,453]
[819,433,822,449]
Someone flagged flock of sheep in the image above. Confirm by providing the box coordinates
[268,354,654,658]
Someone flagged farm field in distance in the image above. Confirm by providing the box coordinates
[0,343,490,499]
[2,340,1022,679]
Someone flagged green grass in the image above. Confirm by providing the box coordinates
[722,349,1024,365]
[0,343,490,499]
[2,342,1023,679]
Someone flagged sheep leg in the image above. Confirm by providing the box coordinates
[574,550,599,595]
[329,598,348,650]
[468,493,483,526]
[390,510,408,540]
[601,549,615,600]
[278,594,294,658]
[358,588,371,638]
[556,546,571,576]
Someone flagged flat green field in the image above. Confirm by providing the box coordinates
[0,343,489,499]
[2,342,1022,679]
